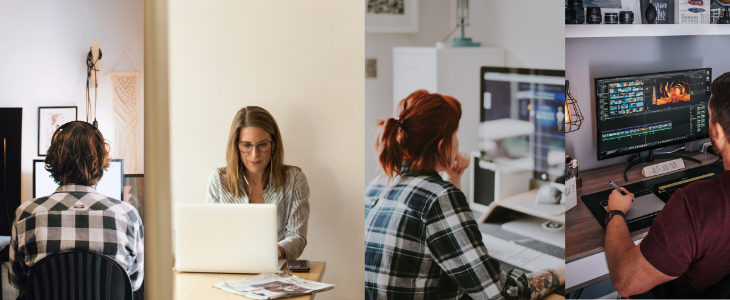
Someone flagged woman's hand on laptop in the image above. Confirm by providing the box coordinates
[608,188,634,214]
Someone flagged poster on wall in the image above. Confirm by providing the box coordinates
[38,106,77,156]
[365,0,418,33]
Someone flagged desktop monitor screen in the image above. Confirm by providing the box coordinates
[480,67,566,179]
[0,108,23,236]
[595,68,711,160]
[470,153,497,209]
[33,159,124,200]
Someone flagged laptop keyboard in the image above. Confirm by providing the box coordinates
[481,233,564,272]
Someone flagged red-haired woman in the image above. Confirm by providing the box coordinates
[364,90,565,300]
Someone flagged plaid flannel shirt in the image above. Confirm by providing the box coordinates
[9,185,144,292]
[365,167,530,300]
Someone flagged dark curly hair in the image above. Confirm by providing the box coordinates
[44,121,111,186]
[710,72,730,144]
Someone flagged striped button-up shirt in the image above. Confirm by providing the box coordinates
[365,166,529,300]
[10,185,144,292]
[205,167,310,260]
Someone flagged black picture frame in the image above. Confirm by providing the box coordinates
[37,106,78,156]
[123,174,144,220]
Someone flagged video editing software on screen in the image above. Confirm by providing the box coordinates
[596,69,711,160]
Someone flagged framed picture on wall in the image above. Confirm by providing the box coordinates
[365,0,418,33]
[123,174,144,220]
[38,106,77,156]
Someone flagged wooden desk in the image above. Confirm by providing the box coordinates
[174,262,326,300]
[567,151,718,261]
[565,151,720,293]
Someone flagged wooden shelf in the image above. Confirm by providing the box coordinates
[566,24,730,38]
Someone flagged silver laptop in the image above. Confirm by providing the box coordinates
[175,203,279,273]
[600,189,665,223]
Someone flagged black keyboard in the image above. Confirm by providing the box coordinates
[600,189,653,208]
[654,173,718,200]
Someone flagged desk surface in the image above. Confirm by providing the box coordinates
[174,262,326,300]
[566,151,720,261]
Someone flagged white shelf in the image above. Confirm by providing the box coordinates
[566,24,730,38]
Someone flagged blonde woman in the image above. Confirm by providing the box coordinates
[205,106,310,260]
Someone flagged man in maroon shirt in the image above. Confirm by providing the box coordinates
[605,72,730,298]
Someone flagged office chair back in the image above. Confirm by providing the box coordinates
[26,251,133,300]
[701,272,730,299]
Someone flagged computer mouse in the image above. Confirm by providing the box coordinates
[542,221,564,232]
[535,184,562,204]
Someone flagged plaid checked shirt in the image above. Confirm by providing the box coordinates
[9,185,144,292]
[365,167,530,300]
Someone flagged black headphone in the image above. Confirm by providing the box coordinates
[86,47,102,71]
[50,121,101,144]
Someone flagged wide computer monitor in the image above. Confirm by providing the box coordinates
[480,67,566,181]
[595,68,712,160]
[33,159,124,200]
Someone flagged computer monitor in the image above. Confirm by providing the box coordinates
[595,68,712,160]
[480,67,566,180]
[33,159,124,200]
[469,152,531,214]
[0,108,22,236]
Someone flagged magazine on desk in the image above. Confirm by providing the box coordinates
[214,271,334,299]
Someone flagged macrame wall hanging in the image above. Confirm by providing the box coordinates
[106,53,142,174]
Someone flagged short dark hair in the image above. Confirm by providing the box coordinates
[710,72,730,143]
[44,122,111,186]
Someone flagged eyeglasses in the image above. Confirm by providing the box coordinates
[237,140,274,153]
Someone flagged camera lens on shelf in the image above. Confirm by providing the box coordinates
[619,11,634,24]
[586,7,602,24]
[566,8,575,24]
[566,0,584,24]
[605,13,618,24]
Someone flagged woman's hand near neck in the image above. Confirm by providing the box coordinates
[439,151,469,190]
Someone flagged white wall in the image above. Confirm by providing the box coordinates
[0,0,144,203]
[566,35,730,171]
[365,0,565,185]
[168,1,363,299]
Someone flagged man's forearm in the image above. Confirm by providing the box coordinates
[605,216,636,292]
[526,269,562,300]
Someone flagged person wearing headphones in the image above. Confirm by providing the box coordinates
[205,106,310,260]
[8,121,144,299]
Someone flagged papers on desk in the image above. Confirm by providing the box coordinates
[214,271,334,299]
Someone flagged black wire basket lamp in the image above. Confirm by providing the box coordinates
[565,80,584,133]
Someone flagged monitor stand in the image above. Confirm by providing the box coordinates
[623,149,701,182]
